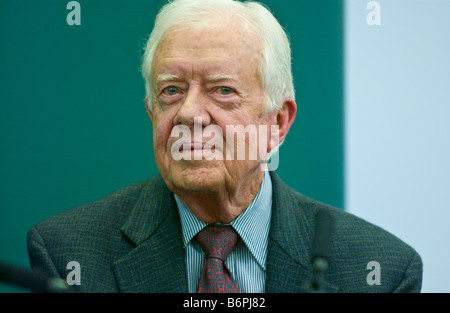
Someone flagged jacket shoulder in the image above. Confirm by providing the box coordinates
[308,199,422,292]
[279,179,419,259]
[27,176,167,291]
[34,179,151,231]
[271,173,422,292]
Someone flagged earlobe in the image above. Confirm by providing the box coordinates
[267,98,297,153]
[276,97,297,143]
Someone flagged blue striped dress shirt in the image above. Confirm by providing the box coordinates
[174,170,273,293]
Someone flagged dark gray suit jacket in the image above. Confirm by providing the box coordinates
[27,172,422,292]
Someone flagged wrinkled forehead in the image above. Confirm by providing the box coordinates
[151,16,264,74]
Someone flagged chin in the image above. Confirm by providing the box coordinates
[167,164,225,194]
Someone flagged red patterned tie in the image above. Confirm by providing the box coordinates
[196,224,240,293]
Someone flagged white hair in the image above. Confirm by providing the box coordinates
[141,0,295,113]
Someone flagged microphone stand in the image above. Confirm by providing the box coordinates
[0,261,75,293]
[304,208,335,293]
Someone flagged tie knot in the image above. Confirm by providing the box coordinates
[197,224,239,261]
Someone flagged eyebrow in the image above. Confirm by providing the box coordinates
[206,74,239,82]
[155,73,239,84]
[156,74,180,84]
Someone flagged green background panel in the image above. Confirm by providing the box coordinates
[0,0,343,292]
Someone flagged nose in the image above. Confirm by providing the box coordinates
[173,84,211,128]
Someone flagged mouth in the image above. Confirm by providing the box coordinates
[178,142,216,153]
[169,138,224,161]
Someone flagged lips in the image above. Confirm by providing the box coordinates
[179,142,215,152]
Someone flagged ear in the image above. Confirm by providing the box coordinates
[145,97,153,123]
[269,97,297,151]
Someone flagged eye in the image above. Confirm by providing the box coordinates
[163,86,180,95]
[217,86,234,95]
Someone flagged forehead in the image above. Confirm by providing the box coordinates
[152,18,263,76]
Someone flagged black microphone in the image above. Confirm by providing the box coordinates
[0,261,74,293]
[305,208,335,293]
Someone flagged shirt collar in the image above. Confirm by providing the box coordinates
[175,170,272,269]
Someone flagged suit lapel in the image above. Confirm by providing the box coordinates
[112,176,188,292]
[265,172,339,293]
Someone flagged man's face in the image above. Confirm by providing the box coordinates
[148,18,276,195]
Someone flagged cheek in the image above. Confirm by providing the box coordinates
[152,116,174,153]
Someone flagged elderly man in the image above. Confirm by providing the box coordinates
[27,0,422,293]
